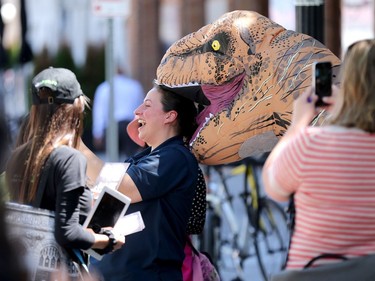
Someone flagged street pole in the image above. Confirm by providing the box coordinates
[92,0,130,162]
[105,18,119,161]
[295,0,325,44]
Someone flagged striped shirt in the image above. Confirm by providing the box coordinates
[267,125,375,269]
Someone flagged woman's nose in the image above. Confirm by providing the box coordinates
[134,104,142,115]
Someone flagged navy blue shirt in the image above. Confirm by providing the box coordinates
[91,136,198,281]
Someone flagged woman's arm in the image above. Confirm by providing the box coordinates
[78,138,104,187]
[78,138,142,203]
[55,188,124,251]
[262,88,318,201]
[117,173,143,203]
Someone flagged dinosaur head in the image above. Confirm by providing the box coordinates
[157,10,341,165]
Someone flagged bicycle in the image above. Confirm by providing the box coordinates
[197,154,290,281]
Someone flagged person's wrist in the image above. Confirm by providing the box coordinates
[101,229,117,253]
[93,226,117,253]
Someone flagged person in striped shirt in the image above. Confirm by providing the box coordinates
[262,39,375,270]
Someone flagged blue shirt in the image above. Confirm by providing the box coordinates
[91,136,198,281]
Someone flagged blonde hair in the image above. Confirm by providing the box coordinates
[329,39,375,132]
[17,90,89,203]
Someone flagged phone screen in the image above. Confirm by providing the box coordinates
[314,61,332,106]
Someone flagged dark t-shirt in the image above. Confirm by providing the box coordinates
[91,136,198,281]
[6,144,94,250]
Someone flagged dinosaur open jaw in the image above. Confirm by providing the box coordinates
[191,72,246,145]
[158,72,245,146]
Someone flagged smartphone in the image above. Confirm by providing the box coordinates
[313,61,332,107]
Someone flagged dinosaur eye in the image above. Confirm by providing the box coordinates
[211,40,221,51]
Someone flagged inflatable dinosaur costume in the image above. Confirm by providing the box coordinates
[156,10,341,165]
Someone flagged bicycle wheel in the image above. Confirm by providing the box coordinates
[253,198,289,281]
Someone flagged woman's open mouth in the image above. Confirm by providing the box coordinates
[138,119,146,129]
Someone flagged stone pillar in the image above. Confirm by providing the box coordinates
[128,0,161,91]
[325,0,341,58]
[228,0,269,17]
[179,0,205,37]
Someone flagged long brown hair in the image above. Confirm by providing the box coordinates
[17,88,89,203]
[329,39,375,132]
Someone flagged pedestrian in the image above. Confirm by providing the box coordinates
[90,81,200,281]
[92,67,144,158]
[262,39,375,271]
[5,67,125,276]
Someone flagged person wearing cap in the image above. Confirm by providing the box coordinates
[90,81,200,281]
[5,67,125,273]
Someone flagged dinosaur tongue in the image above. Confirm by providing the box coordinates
[196,72,245,125]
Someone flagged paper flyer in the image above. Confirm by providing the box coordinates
[92,162,130,199]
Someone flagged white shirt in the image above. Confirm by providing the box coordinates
[92,74,144,139]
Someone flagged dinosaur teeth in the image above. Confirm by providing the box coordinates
[162,82,200,88]
[204,113,215,123]
[190,113,214,147]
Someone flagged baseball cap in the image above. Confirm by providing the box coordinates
[32,67,84,105]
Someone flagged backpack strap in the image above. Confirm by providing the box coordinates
[32,154,53,208]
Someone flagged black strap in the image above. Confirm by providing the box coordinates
[32,155,53,208]
[304,253,348,269]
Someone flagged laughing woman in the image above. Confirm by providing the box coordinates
[91,82,199,281]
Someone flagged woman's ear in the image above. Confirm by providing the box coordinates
[165,110,177,124]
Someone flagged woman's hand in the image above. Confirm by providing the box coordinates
[321,84,340,114]
[290,87,319,132]
[111,231,125,251]
[89,227,125,253]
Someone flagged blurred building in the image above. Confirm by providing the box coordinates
[0,0,373,143]
[1,0,373,82]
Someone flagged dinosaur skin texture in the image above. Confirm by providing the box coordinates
[157,10,341,165]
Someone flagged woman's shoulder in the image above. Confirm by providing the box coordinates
[163,143,194,159]
[51,145,86,164]
[52,145,81,155]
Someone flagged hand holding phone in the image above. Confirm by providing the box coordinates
[313,61,332,107]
